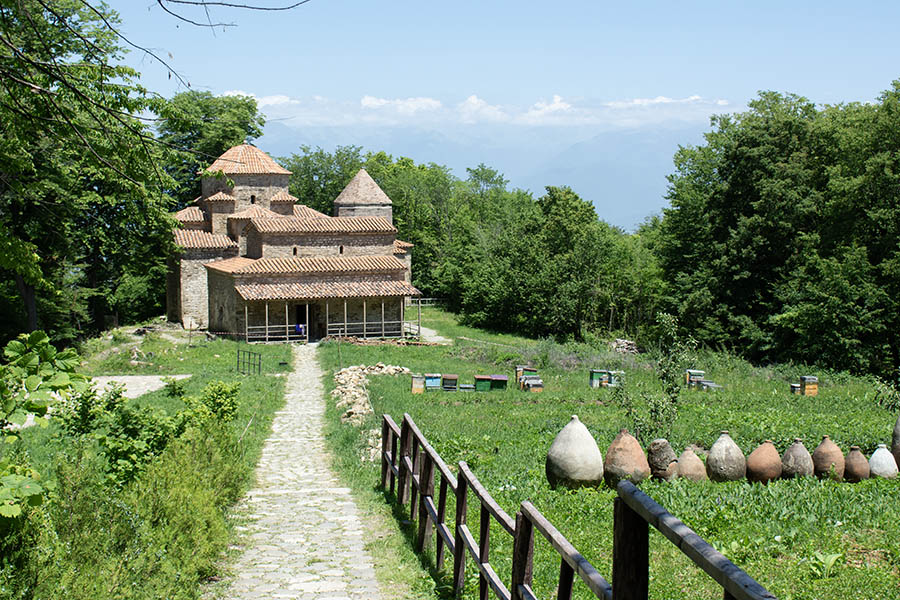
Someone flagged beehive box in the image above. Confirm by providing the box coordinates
[442,374,459,392]
[685,369,705,386]
[590,369,610,388]
[459,384,476,392]
[424,373,442,392]
[790,383,801,395]
[490,374,508,390]
[474,375,492,392]
[411,374,425,394]
[608,371,625,387]
[800,375,818,396]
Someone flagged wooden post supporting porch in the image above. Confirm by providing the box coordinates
[381,301,385,338]
[305,303,309,343]
[363,300,367,339]
[285,302,289,341]
[244,304,248,341]
[343,299,348,338]
[265,302,269,343]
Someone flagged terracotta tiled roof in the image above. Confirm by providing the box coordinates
[205,191,234,202]
[228,205,282,220]
[334,169,392,206]
[173,206,205,223]
[205,144,291,175]
[174,229,237,250]
[293,205,329,219]
[270,190,298,203]
[249,216,396,234]
[393,240,414,254]
[203,257,256,272]
[205,255,406,275]
[235,280,421,301]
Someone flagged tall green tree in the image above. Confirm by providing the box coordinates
[156,91,265,206]
[0,1,175,343]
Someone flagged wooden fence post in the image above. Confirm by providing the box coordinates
[452,465,469,596]
[435,477,449,570]
[380,417,390,489]
[479,505,490,600]
[613,497,649,600]
[416,453,435,552]
[398,418,412,505]
[410,440,421,519]
[511,511,534,600]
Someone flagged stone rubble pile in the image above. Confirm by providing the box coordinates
[331,363,410,429]
[610,338,638,354]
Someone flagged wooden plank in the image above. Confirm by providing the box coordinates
[436,476,449,569]
[459,462,515,535]
[410,439,421,518]
[416,453,436,552]
[558,559,575,600]
[517,584,539,600]
[380,417,390,488]
[398,418,411,505]
[453,470,469,596]
[520,502,612,600]
[480,505,491,600]
[613,497,648,600]
[616,482,776,600]
[384,414,401,437]
[510,512,534,600]
[459,524,511,600]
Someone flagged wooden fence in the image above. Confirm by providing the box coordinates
[381,413,776,600]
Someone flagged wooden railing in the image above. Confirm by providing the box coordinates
[380,413,776,600]
[246,324,307,343]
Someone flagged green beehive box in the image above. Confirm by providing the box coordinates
[474,375,492,392]
[490,375,508,390]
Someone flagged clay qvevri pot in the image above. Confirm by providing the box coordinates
[648,438,677,481]
[746,440,782,484]
[604,429,650,488]
[781,438,814,478]
[844,446,869,483]
[675,449,707,482]
[545,415,604,489]
[706,431,746,482]
[870,444,899,479]
[812,435,845,481]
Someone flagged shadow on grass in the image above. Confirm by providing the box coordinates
[376,485,458,600]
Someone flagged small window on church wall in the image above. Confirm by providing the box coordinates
[250,195,256,204]
[293,247,297,256]
[339,245,344,255]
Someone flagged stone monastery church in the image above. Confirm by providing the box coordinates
[166,144,420,342]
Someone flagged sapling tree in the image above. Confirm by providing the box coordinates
[0,331,87,518]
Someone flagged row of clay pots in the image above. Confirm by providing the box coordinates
[545,416,900,490]
[651,432,899,484]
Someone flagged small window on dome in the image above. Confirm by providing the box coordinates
[293,247,297,256]
[250,195,256,204]
[339,245,344,255]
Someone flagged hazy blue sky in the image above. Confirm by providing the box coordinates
[111,1,900,228]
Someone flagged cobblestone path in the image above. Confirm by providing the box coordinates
[222,344,381,600]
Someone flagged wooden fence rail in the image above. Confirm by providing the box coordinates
[380,413,776,600]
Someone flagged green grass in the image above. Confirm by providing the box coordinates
[318,309,900,600]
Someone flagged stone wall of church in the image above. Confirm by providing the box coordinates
[207,269,240,334]
[334,203,393,224]
[179,248,237,329]
[166,256,181,323]
[258,233,395,258]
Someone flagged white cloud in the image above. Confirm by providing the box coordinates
[457,95,508,123]
[360,95,443,114]
[222,89,732,130]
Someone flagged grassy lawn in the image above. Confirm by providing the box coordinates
[319,308,900,600]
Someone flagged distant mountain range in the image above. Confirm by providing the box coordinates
[257,121,708,231]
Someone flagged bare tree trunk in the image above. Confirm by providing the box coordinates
[14,273,37,332]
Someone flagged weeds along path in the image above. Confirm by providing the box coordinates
[221,343,381,600]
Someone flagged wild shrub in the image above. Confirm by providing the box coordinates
[98,404,177,486]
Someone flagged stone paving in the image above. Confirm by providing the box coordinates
[221,343,381,600]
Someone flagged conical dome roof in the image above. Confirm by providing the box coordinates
[205,144,291,175]
[334,169,393,206]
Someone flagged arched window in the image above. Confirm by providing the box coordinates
[293,247,297,256]
[250,195,256,204]
[339,245,344,255]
